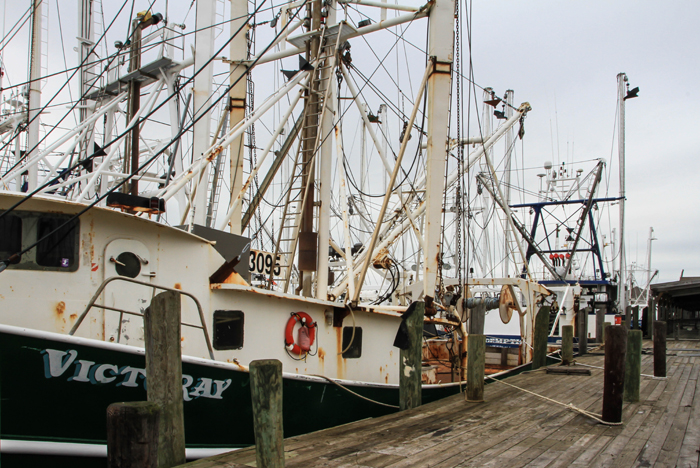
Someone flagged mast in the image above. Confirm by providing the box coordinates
[645,227,656,294]
[298,0,322,297]
[124,19,142,195]
[479,88,493,276]
[502,89,514,277]
[78,0,96,160]
[315,2,337,300]
[227,0,250,235]
[617,73,626,315]
[191,0,216,226]
[26,0,43,191]
[422,0,455,304]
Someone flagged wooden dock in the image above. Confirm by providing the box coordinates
[181,339,700,467]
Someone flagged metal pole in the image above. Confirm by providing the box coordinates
[617,73,627,314]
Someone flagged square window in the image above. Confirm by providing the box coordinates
[213,310,244,350]
[36,217,79,269]
[0,214,21,257]
[342,326,362,359]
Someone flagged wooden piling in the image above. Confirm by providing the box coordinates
[602,325,627,423]
[107,402,160,468]
[400,301,425,410]
[603,322,610,343]
[654,321,667,378]
[466,334,486,402]
[577,307,588,357]
[144,291,186,467]
[249,359,284,468]
[632,306,640,330]
[561,325,574,365]
[623,330,642,402]
[532,306,550,370]
[595,303,606,343]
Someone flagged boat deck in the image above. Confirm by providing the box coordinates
[181,339,700,467]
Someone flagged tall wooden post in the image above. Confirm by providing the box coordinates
[602,325,627,423]
[623,330,642,402]
[466,334,486,402]
[595,303,606,343]
[561,325,574,365]
[107,402,160,468]
[400,301,425,410]
[654,321,667,378]
[249,360,284,468]
[532,306,550,370]
[145,291,186,467]
[632,306,640,330]
[577,307,588,356]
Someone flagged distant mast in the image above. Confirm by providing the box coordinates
[617,72,628,317]
[617,72,638,317]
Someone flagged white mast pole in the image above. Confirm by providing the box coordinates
[502,89,514,277]
[422,0,455,304]
[646,226,655,302]
[617,72,627,315]
[26,0,43,191]
[191,0,217,227]
[315,2,338,300]
[227,0,250,234]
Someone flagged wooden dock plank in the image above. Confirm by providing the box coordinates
[178,340,700,468]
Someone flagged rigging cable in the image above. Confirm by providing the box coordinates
[0,0,306,271]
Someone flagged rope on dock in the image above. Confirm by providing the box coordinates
[549,353,665,380]
[309,374,400,409]
[483,374,624,426]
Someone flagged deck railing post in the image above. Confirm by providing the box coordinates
[532,306,550,370]
[145,291,186,467]
[561,325,574,365]
[654,321,667,377]
[249,359,285,468]
[107,401,160,468]
[602,325,627,423]
[400,301,425,410]
[623,330,642,402]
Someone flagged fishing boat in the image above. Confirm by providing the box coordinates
[0,0,602,465]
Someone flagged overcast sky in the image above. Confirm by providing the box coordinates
[466,0,700,283]
[1,0,697,284]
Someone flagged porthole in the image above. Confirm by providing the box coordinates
[114,252,141,278]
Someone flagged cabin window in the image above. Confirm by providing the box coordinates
[342,326,362,359]
[213,310,244,350]
[36,217,79,269]
[0,211,79,272]
[0,214,21,257]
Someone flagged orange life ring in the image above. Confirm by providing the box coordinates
[285,312,316,355]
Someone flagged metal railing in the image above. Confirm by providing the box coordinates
[69,276,215,359]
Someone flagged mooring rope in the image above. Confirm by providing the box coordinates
[483,373,623,426]
[309,374,400,409]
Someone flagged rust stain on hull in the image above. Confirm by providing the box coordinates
[318,347,325,374]
[335,327,345,380]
